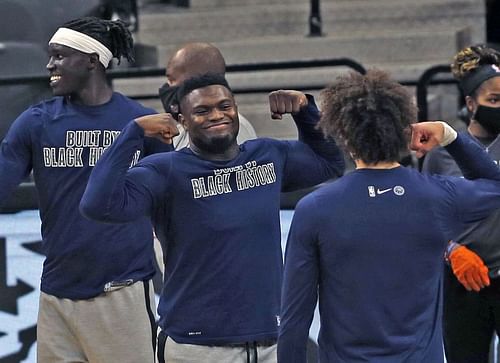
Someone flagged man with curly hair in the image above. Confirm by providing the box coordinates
[278,69,500,363]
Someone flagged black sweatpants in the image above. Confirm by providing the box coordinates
[443,267,500,363]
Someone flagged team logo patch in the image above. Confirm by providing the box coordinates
[393,185,405,196]
[368,185,405,197]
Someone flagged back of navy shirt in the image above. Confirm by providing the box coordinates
[0,93,171,299]
[279,135,500,362]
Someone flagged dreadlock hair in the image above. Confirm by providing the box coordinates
[451,45,500,97]
[319,69,417,164]
[177,72,232,113]
[61,17,134,65]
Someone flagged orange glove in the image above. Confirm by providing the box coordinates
[449,245,490,292]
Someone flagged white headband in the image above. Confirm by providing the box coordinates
[49,28,113,68]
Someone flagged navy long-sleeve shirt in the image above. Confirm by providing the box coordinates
[278,134,500,363]
[80,99,345,345]
[0,93,172,299]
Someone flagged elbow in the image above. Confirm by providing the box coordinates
[80,192,144,224]
[79,196,109,222]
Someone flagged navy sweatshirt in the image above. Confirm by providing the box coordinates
[0,93,172,299]
[80,99,345,345]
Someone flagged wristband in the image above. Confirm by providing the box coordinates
[444,240,460,264]
[438,121,458,146]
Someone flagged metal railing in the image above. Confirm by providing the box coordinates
[414,64,457,121]
[0,59,457,124]
[112,58,367,100]
[0,57,465,212]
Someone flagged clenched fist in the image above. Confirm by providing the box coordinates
[135,113,180,144]
[268,90,308,120]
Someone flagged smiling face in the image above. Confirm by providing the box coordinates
[46,43,93,97]
[179,84,239,157]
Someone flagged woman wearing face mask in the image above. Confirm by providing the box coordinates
[422,44,500,363]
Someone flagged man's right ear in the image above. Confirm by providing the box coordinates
[178,114,187,131]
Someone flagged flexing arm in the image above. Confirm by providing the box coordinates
[268,91,345,191]
[80,113,178,223]
[411,121,500,180]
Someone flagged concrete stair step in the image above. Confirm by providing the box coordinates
[126,0,476,140]
[189,0,303,8]
[112,59,458,139]
[187,0,469,9]
[153,28,469,68]
[136,0,482,47]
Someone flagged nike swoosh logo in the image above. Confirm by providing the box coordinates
[376,188,392,194]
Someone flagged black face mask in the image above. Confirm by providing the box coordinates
[474,105,500,135]
[158,83,180,120]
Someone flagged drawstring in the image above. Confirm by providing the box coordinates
[245,342,258,363]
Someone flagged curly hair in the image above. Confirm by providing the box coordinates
[319,69,417,164]
[62,17,135,65]
[451,44,500,81]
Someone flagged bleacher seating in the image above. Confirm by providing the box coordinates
[117,0,485,139]
[0,0,102,141]
[0,42,51,141]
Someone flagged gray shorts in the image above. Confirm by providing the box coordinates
[157,331,277,363]
[37,280,157,363]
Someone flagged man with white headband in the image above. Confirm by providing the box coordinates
[49,27,114,68]
[0,16,176,363]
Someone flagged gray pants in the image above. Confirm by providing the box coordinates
[37,280,157,363]
[157,333,277,363]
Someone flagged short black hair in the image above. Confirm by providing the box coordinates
[177,73,231,106]
[319,69,417,164]
[61,16,134,65]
